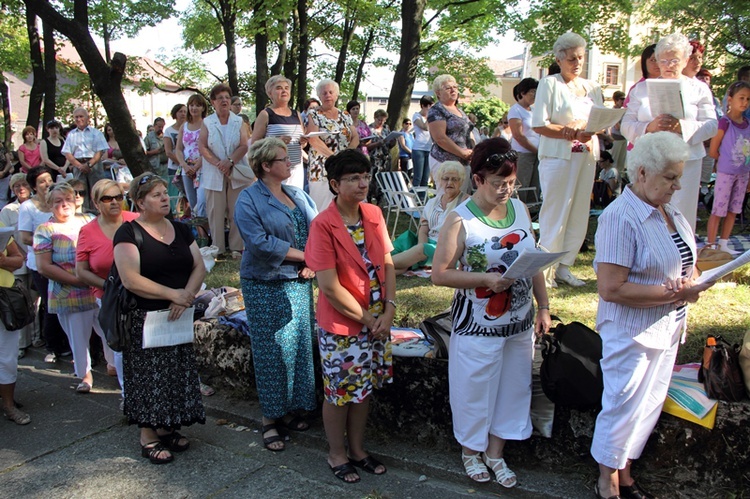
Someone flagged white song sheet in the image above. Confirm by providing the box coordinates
[585,106,626,133]
[0,226,15,251]
[647,79,685,119]
[695,248,750,284]
[142,307,195,348]
[502,248,569,279]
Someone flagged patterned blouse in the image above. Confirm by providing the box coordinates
[346,220,384,322]
[307,108,354,182]
[427,101,471,164]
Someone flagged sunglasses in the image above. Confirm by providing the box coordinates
[99,194,124,203]
[74,189,86,197]
[486,150,518,167]
[139,174,155,185]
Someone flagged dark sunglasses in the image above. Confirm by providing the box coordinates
[139,174,155,185]
[486,150,518,167]
[99,194,124,203]
[73,189,86,197]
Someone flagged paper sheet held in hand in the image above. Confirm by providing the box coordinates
[695,248,750,284]
[502,248,569,279]
[585,106,626,132]
[142,307,195,348]
[0,227,15,251]
[647,79,685,119]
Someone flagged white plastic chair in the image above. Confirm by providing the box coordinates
[376,171,426,238]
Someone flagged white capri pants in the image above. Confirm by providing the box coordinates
[0,323,20,384]
[538,152,596,269]
[449,327,535,451]
[590,321,681,470]
[58,308,114,379]
[670,158,702,233]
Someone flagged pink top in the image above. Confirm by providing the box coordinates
[19,143,42,171]
[76,211,139,298]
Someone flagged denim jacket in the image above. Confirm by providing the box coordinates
[234,179,318,280]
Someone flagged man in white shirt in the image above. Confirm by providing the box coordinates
[61,107,108,210]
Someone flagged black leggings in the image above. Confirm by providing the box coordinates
[31,270,70,355]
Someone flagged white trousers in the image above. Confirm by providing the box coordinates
[538,153,596,268]
[590,321,680,469]
[0,323,20,384]
[449,328,535,451]
[670,158,702,233]
[58,308,112,379]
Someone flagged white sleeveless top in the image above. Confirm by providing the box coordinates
[451,197,536,336]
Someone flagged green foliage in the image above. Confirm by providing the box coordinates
[0,6,31,78]
[462,97,510,131]
[180,1,228,53]
[129,51,214,96]
[55,62,107,127]
[420,49,497,97]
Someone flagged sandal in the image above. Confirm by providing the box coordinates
[349,455,386,475]
[594,483,622,499]
[4,407,31,425]
[280,415,309,432]
[76,382,91,394]
[482,454,517,488]
[620,481,655,499]
[461,451,490,483]
[141,441,173,465]
[199,383,215,397]
[261,424,285,452]
[330,461,360,483]
[158,431,190,452]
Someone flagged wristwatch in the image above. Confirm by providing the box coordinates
[229,158,235,166]
[385,299,397,309]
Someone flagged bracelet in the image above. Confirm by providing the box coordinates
[537,305,550,310]
[229,158,235,166]
[385,299,397,309]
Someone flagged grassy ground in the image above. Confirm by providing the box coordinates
[206,204,750,366]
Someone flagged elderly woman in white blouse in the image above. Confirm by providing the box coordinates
[621,33,718,233]
[532,32,604,288]
[591,132,714,499]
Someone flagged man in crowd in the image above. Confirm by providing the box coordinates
[61,107,108,210]
[144,117,168,179]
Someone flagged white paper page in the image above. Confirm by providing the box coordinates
[695,248,750,284]
[585,106,626,132]
[142,307,195,348]
[502,248,569,279]
[0,226,15,251]
[647,79,685,119]
[301,131,335,138]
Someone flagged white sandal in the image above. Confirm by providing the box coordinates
[482,454,517,488]
[461,451,490,482]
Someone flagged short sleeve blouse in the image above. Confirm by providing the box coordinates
[427,102,471,164]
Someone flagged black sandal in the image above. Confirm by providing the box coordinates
[349,455,387,475]
[620,481,656,499]
[261,424,285,452]
[280,415,309,432]
[330,461,360,483]
[158,431,190,452]
[141,441,174,465]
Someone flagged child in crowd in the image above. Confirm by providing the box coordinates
[707,81,750,254]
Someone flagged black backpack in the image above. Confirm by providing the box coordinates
[540,315,603,410]
[591,179,615,208]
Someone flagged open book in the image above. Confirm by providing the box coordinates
[647,79,685,119]
[585,106,626,132]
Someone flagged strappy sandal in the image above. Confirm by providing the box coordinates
[482,454,517,488]
[158,431,190,452]
[594,483,622,499]
[4,407,31,425]
[261,424,285,452]
[461,451,490,483]
[330,461,360,483]
[619,481,655,499]
[280,415,309,432]
[349,455,387,475]
[141,441,173,465]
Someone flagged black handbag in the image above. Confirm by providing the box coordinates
[0,279,36,331]
[540,315,604,410]
[98,222,143,352]
[698,335,746,402]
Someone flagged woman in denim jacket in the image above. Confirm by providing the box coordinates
[234,138,318,452]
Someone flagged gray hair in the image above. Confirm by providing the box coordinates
[655,33,692,60]
[248,137,287,178]
[265,75,292,98]
[432,74,456,95]
[553,32,587,60]
[627,131,689,179]
[316,79,339,99]
[45,182,75,206]
[436,161,466,184]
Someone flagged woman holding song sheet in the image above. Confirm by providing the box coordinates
[113,173,206,465]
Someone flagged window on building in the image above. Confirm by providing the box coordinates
[605,65,620,86]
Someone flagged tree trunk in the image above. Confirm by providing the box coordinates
[255,30,269,115]
[42,18,57,138]
[295,0,309,111]
[284,7,300,106]
[102,20,111,64]
[334,8,356,84]
[1,79,11,148]
[351,27,375,102]
[270,23,287,77]
[386,0,425,132]
[220,6,239,95]
[26,6,44,129]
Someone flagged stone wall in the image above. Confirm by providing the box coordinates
[194,319,750,495]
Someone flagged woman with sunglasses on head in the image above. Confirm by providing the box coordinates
[306,149,395,484]
[34,183,98,393]
[76,179,138,390]
[432,137,551,488]
[113,173,206,465]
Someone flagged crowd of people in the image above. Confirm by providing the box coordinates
[1,29,747,496]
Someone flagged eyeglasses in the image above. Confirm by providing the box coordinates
[489,179,522,193]
[659,58,681,67]
[99,194,124,203]
[139,174,155,185]
[339,174,372,184]
[501,121,509,125]
[440,176,461,184]
[269,157,289,163]
[486,150,518,167]
[73,189,86,197]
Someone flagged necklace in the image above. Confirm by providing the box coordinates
[140,219,168,240]
[337,205,361,225]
